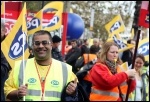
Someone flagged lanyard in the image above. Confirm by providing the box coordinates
[34,60,51,101]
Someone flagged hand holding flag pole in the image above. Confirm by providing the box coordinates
[22,2,27,101]
[125,26,142,101]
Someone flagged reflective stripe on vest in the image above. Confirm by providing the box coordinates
[118,66,128,101]
[61,62,68,90]
[26,90,61,98]
[18,60,68,99]
[19,60,27,87]
[91,88,119,98]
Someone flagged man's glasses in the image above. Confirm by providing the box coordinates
[33,40,51,46]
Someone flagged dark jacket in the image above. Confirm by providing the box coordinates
[1,51,11,101]
[61,81,89,101]
[65,47,81,73]
[52,48,64,61]
[121,50,133,66]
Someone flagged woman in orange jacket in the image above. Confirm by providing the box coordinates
[89,41,136,101]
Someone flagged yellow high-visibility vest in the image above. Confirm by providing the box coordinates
[13,58,72,101]
[128,66,149,101]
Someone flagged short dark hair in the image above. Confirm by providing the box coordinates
[71,39,77,43]
[32,30,52,44]
[90,45,99,54]
[52,35,61,43]
[68,40,71,45]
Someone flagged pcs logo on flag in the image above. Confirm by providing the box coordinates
[43,16,59,28]
[9,27,28,59]
[138,42,149,56]
[110,21,121,33]
[113,35,126,49]
[27,17,40,30]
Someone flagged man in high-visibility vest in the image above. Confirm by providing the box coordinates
[4,30,78,101]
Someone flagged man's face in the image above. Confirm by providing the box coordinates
[1,27,6,42]
[71,41,77,48]
[32,34,52,60]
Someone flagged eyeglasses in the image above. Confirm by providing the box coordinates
[33,40,51,46]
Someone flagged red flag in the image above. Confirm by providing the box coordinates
[138,1,149,28]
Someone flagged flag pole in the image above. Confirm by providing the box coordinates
[22,31,25,101]
[125,26,142,101]
[22,2,26,101]
[4,1,5,24]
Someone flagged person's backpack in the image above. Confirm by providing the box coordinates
[75,56,84,71]
[76,58,97,80]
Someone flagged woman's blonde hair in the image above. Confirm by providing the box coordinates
[98,41,122,64]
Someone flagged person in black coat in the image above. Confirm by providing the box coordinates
[52,35,64,61]
[121,39,135,66]
[65,39,81,74]
[1,22,11,101]
[80,39,90,56]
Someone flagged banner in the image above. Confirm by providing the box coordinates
[138,1,149,28]
[1,3,29,69]
[105,14,125,37]
[1,1,22,35]
[138,38,149,61]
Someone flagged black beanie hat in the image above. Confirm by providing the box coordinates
[52,35,61,43]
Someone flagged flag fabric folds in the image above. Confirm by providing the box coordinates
[121,62,129,71]
[1,2,29,68]
[43,1,64,31]
[27,9,42,35]
[107,34,135,53]
[27,1,64,34]
[105,14,125,37]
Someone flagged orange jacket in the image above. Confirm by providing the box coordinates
[90,63,128,101]
[83,54,97,64]
[82,54,97,82]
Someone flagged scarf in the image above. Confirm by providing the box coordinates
[105,59,117,75]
